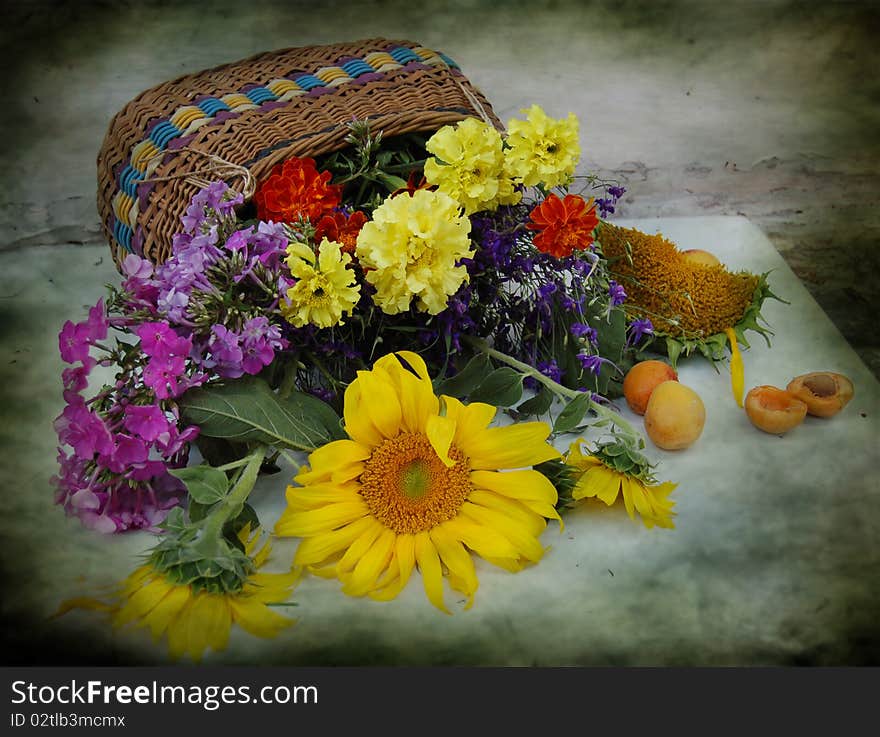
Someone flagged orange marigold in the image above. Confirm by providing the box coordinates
[314,210,368,254]
[526,193,598,258]
[254,157,342,224]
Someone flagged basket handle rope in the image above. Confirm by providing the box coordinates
[141,146,257,200]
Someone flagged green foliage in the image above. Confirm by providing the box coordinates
[178,376,344,452]
[468,367,524,407]
[169,465,228,505]
[552,392,592,434]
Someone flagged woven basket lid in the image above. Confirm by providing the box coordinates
[97,38,502,268]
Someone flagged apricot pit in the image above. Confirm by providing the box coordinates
[786,371,854,418]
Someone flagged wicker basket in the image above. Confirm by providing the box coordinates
[97,38,502,268]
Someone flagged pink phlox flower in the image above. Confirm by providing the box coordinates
[58,320,93,366]
[143,354,187,399]
[123,404,170,442]
[85,298,109,342]
[54,398,115,458]
[106,433,150,474]
[61,365,90,402]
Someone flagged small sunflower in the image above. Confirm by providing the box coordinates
[274,351,562,612]
[566,439,676,529]
[56,526,299,661]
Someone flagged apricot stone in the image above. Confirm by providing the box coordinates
[786,371,854,418]
[644,380,706,450]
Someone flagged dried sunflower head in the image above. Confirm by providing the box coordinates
[597,222,782,367]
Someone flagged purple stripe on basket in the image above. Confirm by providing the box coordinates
[351,72,384,85]
[260,100,286,112]
[212,110,238,124]
[144,117,165,135]
[132,227,144,257]
[307,87,335,97]
[167,133,197,151]
[137,180,157,207]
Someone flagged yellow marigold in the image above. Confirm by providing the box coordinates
[282,238,360,328]
[424,117,520,214]
[598,223,759,339]
[505,104,581,189]
[355,189,474,315]
[274,351,562,612]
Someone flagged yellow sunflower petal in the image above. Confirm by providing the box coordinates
[441,514,520,560]
[166,599,193,661]
[189,595,232,655]
[425,414,457,468]
[414,531,450,614]
[343,379,384,447]
[370,534,416,601]
[430,525,478,609]
[465,422,561,470]
[442,395,496,448]
[355,368,403,439]
[142,584,191,641]
[113,576,172,627]
[336,518,385,575]
[460,502,545,562]
[300,439,371,480]
[229,598,295,638]
[292,516,377,568]
[375,351,430,381]
[283,483,361,511]
[470,469,558,505]
[467,489,545,537]
[274,499,368,537]
[342,527,397,597]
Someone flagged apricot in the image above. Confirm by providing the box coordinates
[786,371,854,418]
[681,249,721,267]
[744,385,807,434]
[623,360,679,415]
[643,380,706,450]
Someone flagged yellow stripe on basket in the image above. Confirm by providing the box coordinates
[266,78,299,95]
[315,66,350,84]
[364,51,399,72]
[131,140,161,173]
[221,93,258,110]
[415,47,447,66]
[112,192,136,228]
[170,105,207,130]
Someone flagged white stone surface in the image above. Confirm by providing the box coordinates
[3,216,877,665]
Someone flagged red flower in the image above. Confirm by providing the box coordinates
[314,210,368,254]
[526,194,599,258]
[254,157,342,224]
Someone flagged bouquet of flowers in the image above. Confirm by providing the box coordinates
[54,103,693,660]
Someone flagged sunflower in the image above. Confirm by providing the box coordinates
[597,222,781,405]
[566,440,676,529]
[274,351,562,612]
[55,526,299,661]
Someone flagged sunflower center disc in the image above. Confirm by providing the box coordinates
[359,433,472,534]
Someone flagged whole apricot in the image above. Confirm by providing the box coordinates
[681,249,721,267]
[623,360,678,415]
[644,380,706,450]
[744,385,807,434]
[786,371,854,418]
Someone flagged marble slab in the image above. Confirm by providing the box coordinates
[1,216,878,665]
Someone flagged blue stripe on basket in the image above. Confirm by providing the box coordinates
[197,97,229,116]
[118,165,143,197]
[245,86,276,104]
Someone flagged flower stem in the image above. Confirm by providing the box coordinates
[202,445,267,540]
[463,336,640,438]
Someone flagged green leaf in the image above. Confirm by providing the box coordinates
[553,392,592,434]
[516,387,554,417]
[224,503,261,551]
[179,377,344,452]
[469,368,524,407]
[435,353,493,398]
[169,464,229,505]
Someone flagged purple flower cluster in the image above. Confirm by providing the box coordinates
[53,301,198,533]
[596,184,627,218]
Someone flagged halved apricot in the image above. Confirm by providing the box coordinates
[623,360,678,415]
[744,385,807,434]
[786,371,854,418]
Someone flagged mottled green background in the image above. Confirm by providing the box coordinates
[1,0,878,665]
